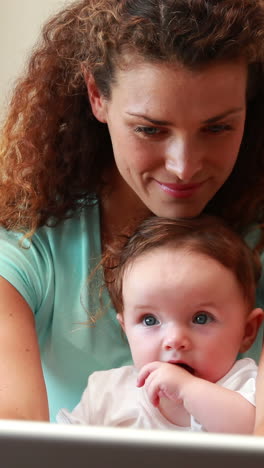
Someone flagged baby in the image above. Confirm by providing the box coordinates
[57,215,263,433]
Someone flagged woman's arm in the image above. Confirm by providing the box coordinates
[0,276,49,420]
[254,345,264,435]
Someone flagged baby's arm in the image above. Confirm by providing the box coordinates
[137,361,255,434]
[182,375,255,433]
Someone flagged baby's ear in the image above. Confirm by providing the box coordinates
[116,313,125,332]
[240,308,264,353]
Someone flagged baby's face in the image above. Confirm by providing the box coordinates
[119,247,252,383]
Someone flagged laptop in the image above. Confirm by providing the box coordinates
[0,419,263,468]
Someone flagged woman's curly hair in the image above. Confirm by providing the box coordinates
[1,0,264,240]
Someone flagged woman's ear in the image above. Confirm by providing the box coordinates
[240,308,264,353]
[84,70,108,123]
[116,313,126,333]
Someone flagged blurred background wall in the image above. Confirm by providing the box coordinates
[0,0,69,119]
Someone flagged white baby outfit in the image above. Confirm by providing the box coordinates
[57,358,257,431]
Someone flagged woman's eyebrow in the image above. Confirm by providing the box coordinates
[126,112,171,126]
[126,107,244,126]
[203,107,245,124]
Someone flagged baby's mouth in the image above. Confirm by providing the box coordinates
[170,362,195,375]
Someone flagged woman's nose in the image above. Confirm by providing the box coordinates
[165,137,203,181]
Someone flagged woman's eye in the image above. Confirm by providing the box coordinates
[142,315,159,326]
[134,126,161,136]
[204,124,232,134]
[193,312,213,325]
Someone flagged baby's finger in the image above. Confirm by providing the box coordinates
[136,361,161,387]
[145,374,161,407]
[136,368,151,387]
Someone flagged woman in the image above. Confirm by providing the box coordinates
[0,0,264,426]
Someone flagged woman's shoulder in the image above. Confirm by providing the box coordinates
[0,201,101,253]
[0,201,102,312]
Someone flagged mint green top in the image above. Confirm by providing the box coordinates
[0,201,262,421]
[0,201,132,421]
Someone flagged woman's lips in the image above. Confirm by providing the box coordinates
[155,180,205,199]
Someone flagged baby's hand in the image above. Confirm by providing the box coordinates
[137,361,193,407]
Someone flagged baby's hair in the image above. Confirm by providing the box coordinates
[110,215,261,314]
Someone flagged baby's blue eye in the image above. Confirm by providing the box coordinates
[193,313,212,325]
[143,315,159,326]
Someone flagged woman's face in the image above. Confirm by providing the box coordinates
[88,59,247,218]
